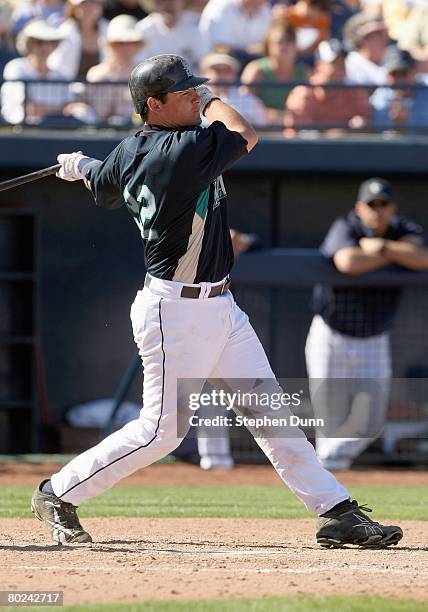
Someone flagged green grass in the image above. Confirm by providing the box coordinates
[1,484,427,520]
[1,596,425,612]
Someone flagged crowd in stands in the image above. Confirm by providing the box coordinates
[0,0,428,132]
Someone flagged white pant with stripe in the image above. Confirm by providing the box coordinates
[51,279,349,513]
[305,315,391,467]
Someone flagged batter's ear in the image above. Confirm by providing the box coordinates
[146,96,164,114]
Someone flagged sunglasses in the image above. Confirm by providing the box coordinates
[366,199,392,209]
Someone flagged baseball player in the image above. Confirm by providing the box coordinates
[31,55,402,549]
[306,177,428,470]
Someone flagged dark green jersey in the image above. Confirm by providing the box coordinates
[86,121,248,283]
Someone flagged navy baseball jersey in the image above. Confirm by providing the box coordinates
[86,121,247,283]
[313,210,426,337]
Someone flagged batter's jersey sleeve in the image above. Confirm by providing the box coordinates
[86,143,126,210]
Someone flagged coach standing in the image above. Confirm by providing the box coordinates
[305,177,428,470]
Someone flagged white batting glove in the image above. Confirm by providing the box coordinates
[197,85,220,116]
[56,151,98,182]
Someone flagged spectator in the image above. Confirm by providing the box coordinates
[10,0,66,37]
[370,46,428,130]
[135,0,208,70]
[84,14,144,124]
[1,18,72,124]
[305,177,428,470]
[397,3,428,68]
[274,0,331,58]
[48,0,108,79]
[284,39,370,132]
[199,0,272,61]
[343,12,388,84]
[200,52,268,126]
[241,19,307,124]
[103,0,148,20]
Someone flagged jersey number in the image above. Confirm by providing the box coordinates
[123,183,159,241]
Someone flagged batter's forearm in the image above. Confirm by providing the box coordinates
[204,98,258,152]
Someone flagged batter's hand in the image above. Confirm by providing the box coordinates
[56,151,95,181]
[197,85,220,116]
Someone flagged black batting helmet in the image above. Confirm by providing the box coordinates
[129,54,209,115]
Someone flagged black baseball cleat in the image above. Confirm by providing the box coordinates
[31,480,92,545]
[316,499,403,549]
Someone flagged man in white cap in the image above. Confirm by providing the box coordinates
[84,15,145,123]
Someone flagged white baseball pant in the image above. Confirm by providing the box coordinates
[51,279,349,513]
[305,315,391,467]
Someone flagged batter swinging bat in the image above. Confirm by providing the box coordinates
[0,164,61,193]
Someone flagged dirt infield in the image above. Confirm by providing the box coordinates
[1,518,427,604]
[1,464,427,605]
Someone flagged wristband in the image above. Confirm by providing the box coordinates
[198,85,220,116]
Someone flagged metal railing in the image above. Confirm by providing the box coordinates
[1,79,427,134]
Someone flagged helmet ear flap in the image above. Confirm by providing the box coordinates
[134,99,146,115]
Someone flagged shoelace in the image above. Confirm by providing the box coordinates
[353,502,373,513]
[351,501,383,527]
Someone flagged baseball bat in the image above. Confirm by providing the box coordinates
[0,164,61,193]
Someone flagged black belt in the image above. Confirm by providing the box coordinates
[145,275,230,298]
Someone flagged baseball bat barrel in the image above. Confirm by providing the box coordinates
[0,164,61,193]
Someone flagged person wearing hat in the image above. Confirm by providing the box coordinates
[343,11,389,85]
[47,0,108,80]
[305,177,428,470]
[370,45,428,130]
[31,52,404,551]
[284,39,370,132]
[82,14,145,123]
[200,52,268,126]
[1,18,73,124]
